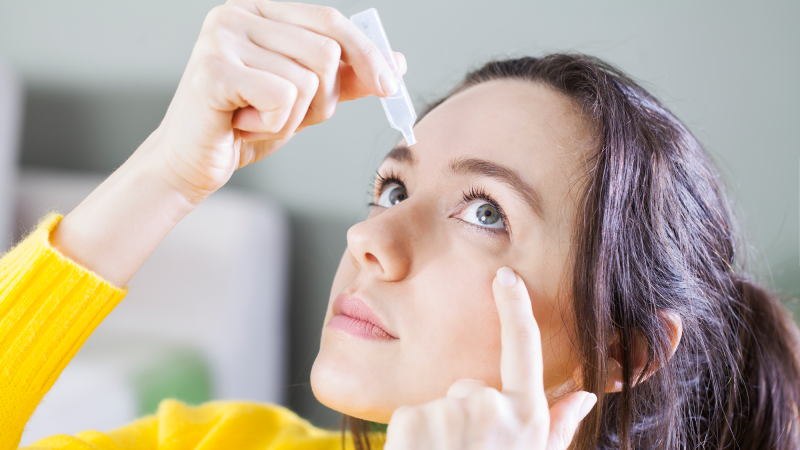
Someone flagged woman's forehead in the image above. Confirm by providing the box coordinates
[398,80,592,198]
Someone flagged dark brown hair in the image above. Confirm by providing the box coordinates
[344,53,800,449]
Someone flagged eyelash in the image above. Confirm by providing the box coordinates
[368,170,406,207]
[461,186,509,231]
[368,172,509,232]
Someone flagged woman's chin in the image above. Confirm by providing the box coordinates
[310,349,395,424]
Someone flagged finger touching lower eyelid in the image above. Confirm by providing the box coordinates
[492,269,544,399]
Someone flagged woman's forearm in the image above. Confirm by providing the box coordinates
[49,134,198,287]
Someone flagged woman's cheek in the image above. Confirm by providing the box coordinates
[413,261,504,391]
[517,246,580,393]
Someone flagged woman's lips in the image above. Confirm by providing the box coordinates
[328,296,397,340]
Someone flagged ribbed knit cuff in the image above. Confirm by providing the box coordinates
[0,213,127,450]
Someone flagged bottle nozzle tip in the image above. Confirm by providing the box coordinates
[402,128,417,146]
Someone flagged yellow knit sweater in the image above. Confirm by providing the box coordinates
[0,214,373,450]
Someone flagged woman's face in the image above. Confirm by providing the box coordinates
[311,79,593,423]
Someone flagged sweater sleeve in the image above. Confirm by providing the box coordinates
[21,400,365,450]
[0,214,378,450]
[0,213,127,450]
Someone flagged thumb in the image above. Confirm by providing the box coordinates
[546,391,597,450]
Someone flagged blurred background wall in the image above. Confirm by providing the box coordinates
[1,0,798,429]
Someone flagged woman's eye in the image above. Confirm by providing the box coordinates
[458,201,505,229]
[377,184,408,208]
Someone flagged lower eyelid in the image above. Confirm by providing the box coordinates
[452,213,509,234]
[457,219,509,238]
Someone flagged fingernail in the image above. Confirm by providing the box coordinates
[496,267,517,286]
[261,110,283,133]
[578,392,597,419]
[379,69,399,96]
[394,52,407,75]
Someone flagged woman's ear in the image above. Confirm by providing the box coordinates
[605,311,683,393]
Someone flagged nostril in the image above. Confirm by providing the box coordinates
[365,253,379,265]
[365,253,385,275]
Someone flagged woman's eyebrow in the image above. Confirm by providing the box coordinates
[448,157,545,219]
[383,145,417,165]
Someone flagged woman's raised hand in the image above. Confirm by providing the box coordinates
[51,1,405,287]
[151,0,405,202]
[383,268,597,450]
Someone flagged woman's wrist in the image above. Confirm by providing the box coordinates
[50,135,199,287]
[142,125,230,206]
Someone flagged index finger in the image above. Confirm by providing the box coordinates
[241,1,398,97]
[493,267,545,400]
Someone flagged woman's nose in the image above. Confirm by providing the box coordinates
[346,208,413,282]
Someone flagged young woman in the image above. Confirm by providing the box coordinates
[2,1,799,449]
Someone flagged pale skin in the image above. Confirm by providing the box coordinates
[311,79,593,421]
[49,1,684,448]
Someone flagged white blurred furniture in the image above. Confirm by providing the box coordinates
[0,61,22,251]
[16,169,290,444]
